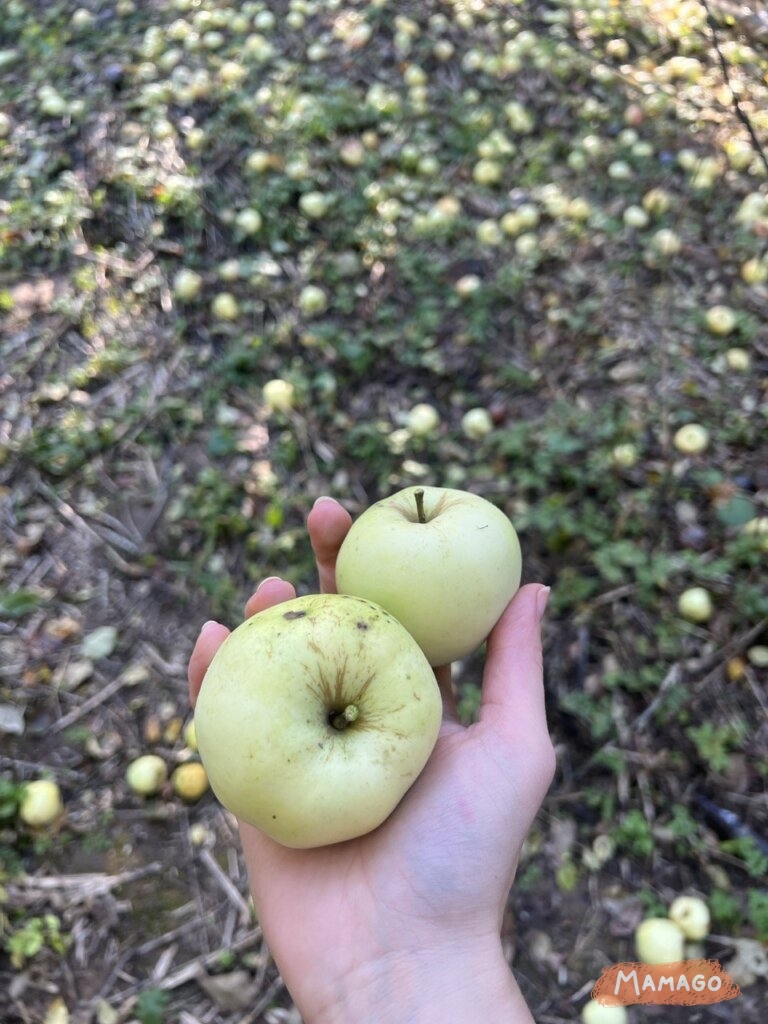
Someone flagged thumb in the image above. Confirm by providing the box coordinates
[478,584,551,753]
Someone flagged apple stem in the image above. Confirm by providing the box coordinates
[414,488,426,524]
[331,704,359,730]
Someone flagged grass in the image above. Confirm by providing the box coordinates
[1,0,767,1020]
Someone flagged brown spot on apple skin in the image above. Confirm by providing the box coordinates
[283,610,307,620]
[356,620,370,630]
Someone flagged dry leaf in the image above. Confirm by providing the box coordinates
[197,970,259,1012]
[54,659,94,691]
[80,626,118,660]
[0,703,25,735]
[725,937,768,987]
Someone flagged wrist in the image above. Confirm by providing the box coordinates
[303,936,534,1024]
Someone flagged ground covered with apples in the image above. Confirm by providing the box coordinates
[1,1,767,1022]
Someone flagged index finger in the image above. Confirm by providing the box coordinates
[306,496,353,594]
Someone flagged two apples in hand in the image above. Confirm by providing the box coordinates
[194,486,523,848]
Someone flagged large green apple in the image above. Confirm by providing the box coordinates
[335,486,522,665]
[194,594,442,848]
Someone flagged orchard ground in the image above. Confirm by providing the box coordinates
[1,1,767,1022]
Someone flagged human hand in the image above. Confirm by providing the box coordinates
[188,496,555,1024]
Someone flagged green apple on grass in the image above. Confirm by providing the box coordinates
[195,594,442,848]
[335,485,522,665]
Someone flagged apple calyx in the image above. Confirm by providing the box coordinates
[330,703,359,730]
[414,487,427,524]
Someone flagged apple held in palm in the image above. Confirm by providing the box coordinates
[335,486,522,665]
[194,594,441,848]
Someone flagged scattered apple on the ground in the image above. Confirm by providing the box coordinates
[668,895,711,940]
[705,304,738,336]
[298,284,328,316]
[581,999,628,1024]
[19,779,64,828]
[461,407,493,440]
[126,754,168,796]
[183,719,197,751]
[406,403,440,437]
[635,917,686,964]
[673,423,709,455]
[335,486,521,665]
[171,762,209,803]
[610,443,638,470]
[195,593,442,847]
[173,268,203,302]
[725,347,751,372]
[262,378,295,413]
[677,586,714,624]
[210,292,240,321]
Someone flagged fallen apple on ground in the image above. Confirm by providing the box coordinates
[635,917,686,964]
[171,762,209,803]
[668,895,710,940]
[126,754,168,796]
[195,594,442,848]
[19,779,63,828]
[335,485,522,665]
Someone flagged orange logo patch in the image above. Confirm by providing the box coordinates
[592,959,740,1007]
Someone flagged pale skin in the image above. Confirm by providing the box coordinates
[188,496,556,1024]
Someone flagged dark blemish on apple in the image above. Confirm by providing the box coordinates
[356,620,369,630]
[283,610,307,620]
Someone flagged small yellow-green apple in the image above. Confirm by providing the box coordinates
[747,645,768,667]
[335,486,522,665]
[649,228,681,257]
[19,779,63,827]
[635,917,686,964]
[183,718,197,751]
[195,594,441,848]
[643,187,673,217]
[668,895,711,940]
[454,273,482,297]
[235,208,262,235]
[299,190,332,219]
[674,423,709,455]
[677,586,714,624]
[582,999,628,1024]
[298,284,328,316]
[406,403,440,437]
[725,347,751,372]
[339,138,366,166]
[473,158,503,186]
[126,754,168,796]
[623,205,650,229]
[173,268,203,301]
[705,305,737,336]
[742,516,768,552]
[611,443,639,469]
[461,407,493,440]
[171,762,209,802]
[262,378,295,412]
[211,292,240,321]
[741,258,768,285]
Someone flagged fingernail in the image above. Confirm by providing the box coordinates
[312,495,337,508]
[536,586,551,622]
[256,575,282,591]
[199,619,220,635]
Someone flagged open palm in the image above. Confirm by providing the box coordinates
[188,497,554,1021]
